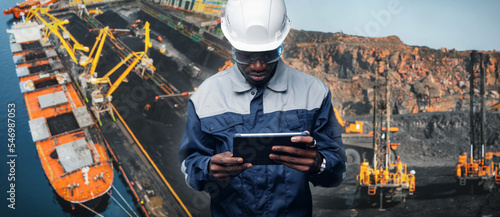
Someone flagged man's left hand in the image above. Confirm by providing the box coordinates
[269,133,323,174]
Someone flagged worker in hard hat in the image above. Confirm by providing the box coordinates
[178,0,346,216]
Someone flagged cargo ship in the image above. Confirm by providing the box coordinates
[7,15,114,204]
[5,1,228,215]
[3,0,58,19]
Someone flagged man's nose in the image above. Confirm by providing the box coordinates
[249,59,266,71]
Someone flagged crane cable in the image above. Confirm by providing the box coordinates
[107,191,134,217]
[112,185,140,217]
[78,202,104,217]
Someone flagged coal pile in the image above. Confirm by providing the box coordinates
[95,10,129,29]
[397,112,500,165]
[119,36,194,92]
[136,10,226,70]
[346,112,500,166]
[60,9,212,216]
[61,13,98,47]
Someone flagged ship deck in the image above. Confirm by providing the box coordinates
[8,17,115,205]
[8,1,234,215]
[23,83,84,120]
[36,130,114,203]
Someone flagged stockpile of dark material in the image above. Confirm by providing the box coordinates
[47,113,79,135]
[62,10,211,216]
[120,36,194,92]
[61,13,98,47]
[66,11,187,150]
[96,9,222,91]
[136,10,226,69]
[397,112,500,164]
[35,79,58,89]
[29,64,51,74]
[347,112,500,165]
[95,10,129,29]
[21,41,42,50]
[25,52,47,62]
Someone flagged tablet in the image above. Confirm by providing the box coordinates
[232,132,309,165]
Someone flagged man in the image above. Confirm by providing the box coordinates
[179,0,346,216]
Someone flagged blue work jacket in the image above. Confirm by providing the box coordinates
[179,60,346,216]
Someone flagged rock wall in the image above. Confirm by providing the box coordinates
[283,30,500,116]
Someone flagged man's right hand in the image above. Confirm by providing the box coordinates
[209,151,252,183]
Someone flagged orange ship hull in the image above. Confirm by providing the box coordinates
[9,20,114,203]
[23,82,83,119]
[36,131,114,203]
[4,0,58,18]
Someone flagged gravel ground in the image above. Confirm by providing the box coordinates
[312,165,500,217]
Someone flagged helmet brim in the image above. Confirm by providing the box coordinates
[221,17,291,52]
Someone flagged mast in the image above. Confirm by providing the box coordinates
[469,51,486,162]
[480,53,486,162]
[470,51,476,162]
[373,58,380,168]
[385,58,391,168]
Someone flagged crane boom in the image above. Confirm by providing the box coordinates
[26,7,89,64]
[90,22,155,98]
[106,53,144,97]
[81,26,116,78]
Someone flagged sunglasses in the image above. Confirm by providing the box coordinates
[232,44,283,65]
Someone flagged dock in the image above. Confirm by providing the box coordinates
[100,103,189,216]
[42,1,226,216]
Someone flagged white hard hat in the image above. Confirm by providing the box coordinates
[221,0,291,52]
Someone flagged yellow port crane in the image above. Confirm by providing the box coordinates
[91,21,155,97]
[26,7,89,65]
[80,26,116,76]
[454,51,500,192]
[88,8,103,15]
[356,58,415,209]
[89,22,156,125]
[78,26,118,103]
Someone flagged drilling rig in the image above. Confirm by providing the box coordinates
[356,58,415,209]
[454,51,500,192]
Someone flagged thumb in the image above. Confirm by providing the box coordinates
[221,151,233,157]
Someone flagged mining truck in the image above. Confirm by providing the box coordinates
[335,108,374,165]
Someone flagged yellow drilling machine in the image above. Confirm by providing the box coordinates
[454,51,500,193]
[356,58,416,209]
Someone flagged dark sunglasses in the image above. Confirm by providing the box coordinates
[232,44,283,65]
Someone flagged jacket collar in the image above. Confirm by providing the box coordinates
[230,59,288,93]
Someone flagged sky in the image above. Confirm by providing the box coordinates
[286,0,500,51]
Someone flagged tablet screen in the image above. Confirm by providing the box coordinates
[232,132,308,165]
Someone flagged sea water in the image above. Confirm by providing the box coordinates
[0,1,140,216]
